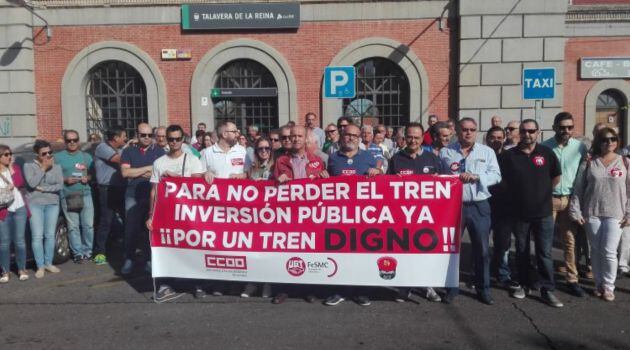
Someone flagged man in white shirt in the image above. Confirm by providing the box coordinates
[201,121,249,184]
[305,112,325,149]
[146,124,205,303]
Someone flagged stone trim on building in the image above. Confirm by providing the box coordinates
[584,79,630,140]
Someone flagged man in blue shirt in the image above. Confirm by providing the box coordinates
[359,125,384,170]
[120,123,164,275]
[440,117,501,305]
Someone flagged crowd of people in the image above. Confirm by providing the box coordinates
[0,111,628,307]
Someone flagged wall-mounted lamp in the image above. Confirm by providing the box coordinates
[8,0,52,41]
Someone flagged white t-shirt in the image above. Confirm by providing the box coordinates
[200,144,249,179]
[150,152,205,184]
[0,168,24,212]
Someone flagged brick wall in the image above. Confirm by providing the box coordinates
[563,37,630,136]
[34,20,450,140]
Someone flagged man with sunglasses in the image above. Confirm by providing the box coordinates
[274,125,293,159]
[119,123,164,275]
[93,126,127,266]
[268,130,282,152]
[55,130,94,264]
[499,119,563,307]
[542,112,589,297]
[322,123,340,155]
[440,117,501,305]
[503,121,520,150]
[147,124,205,303]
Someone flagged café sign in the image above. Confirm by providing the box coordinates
[581,57,630,79]
[182,3,300,30]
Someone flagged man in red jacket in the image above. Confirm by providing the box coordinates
[273,125,328,182]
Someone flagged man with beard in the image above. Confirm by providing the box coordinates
[542,112,588,297]
[499,119,563,307]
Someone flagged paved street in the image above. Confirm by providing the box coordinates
[1,241,629,350]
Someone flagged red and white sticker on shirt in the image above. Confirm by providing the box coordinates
[231,158,244,166]
[341,169,357,176]
[75,163,87,171]
[399,169,414,176]
[532,156,546,167]
[308,161,321,169]
[610,167,624,178]
[450,162,460,172]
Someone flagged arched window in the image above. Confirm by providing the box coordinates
[212,59,278,135]
[86,61,148,138]
[596,89,628,143]
[343,58,410,128]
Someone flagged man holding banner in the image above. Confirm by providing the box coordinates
[147,124,205,303]
[440,118,501,305]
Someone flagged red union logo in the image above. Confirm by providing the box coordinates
[286,257,305,277]
[205,255,247,270]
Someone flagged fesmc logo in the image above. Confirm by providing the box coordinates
[286,257,338,277]
[205,255,247,270]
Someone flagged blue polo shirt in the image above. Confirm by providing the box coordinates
[121,144,165,197]
[328,150,377,176]
[388,149,447,175]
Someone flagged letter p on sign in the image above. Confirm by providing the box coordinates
[324,66,356,99]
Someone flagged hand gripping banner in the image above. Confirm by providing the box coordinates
[150,175,463,287]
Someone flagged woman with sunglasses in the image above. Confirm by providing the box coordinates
[241,137,274,298]
[0,145,29,282]
[24,140,64,279]
[570,128,630,301]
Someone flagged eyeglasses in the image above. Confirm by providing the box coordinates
[557,125,574,131]
[139,133,154,138]
[343,133,360,139]
[270,138,280,142]
[256,147,271,152]
[65,138,79,144]
[602,136,619,143]
[40,151,53,156]
[156,135,166,139]
[461,128,477,133]
[505,127,517,132]
[520,129,538,134]
[167,137,183,143]
[1,152,12,157]
[326,129,338,133]
[280,135,291,140]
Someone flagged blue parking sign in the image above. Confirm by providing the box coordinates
[522,68,556,100]
[324,66,355,99]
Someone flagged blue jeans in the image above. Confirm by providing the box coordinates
[124,188,150,261]
[61,191,94,258]
[0,206,28,272]
[29,203,60,268]
[514,215,555,291]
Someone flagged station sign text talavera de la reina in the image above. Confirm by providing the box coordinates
[182,3,300,30]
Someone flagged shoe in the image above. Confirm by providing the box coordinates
[241,283,257,298]
[18,270,28,281]
[501,280,521,291]
[567,283,586,298]
[44,265,60,273]
[355,295,371,306]
[193,286,207,299]
[442,289,458,304]
[594,286,604,298]
[145,261,152,274]
[0,273,9,283]
[93,254,107,265]
[617,269,626,280]
[73,255,84,264]
[394,288,411,302]
[154,285,184,303]
[511,287,527,299]
[121,259,134,275]
[272,293,288,305]
[324,294,345,306]
[541,290,564,308]
[35,268,45,279]
[602,290,615,302]
[425,288,442,302]
[82,254,92,262]
[305,294,317,303]
[211,288,223,297]
[261,283,272,298]
[477,291,495,305]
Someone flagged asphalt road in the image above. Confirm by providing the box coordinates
[1,244,629,350]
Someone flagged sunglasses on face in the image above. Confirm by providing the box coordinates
[1,152,12,157]
[65,138,79,144]
[505,127,517,132]
[280,135,291,140]
[40,151,53,157]
[270,138,280,142]
[326,129,338,133]
[139,133,154,138]
[167,137,183,143]
[461,128,477,133]
[520,129,538,134]
[602,136,619,143]
[257,147,271,152]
